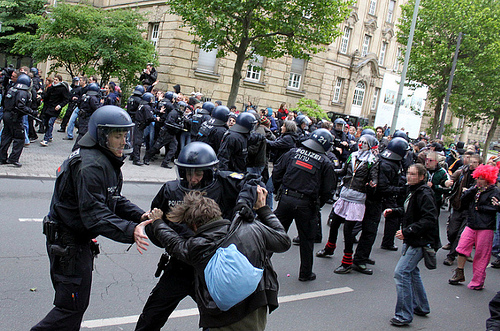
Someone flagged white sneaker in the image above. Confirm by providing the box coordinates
[40,140,48,147]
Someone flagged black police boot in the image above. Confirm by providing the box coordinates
[334,264,352,274]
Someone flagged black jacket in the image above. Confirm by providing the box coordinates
[392,181,440,250]
[273,146,336,206]
[135,103,156,129]
[48,147,145,243]
[3,85,34,121]
[217,130,249,173]
[460,185,500,230]
[336,151,378,194]
[267,132,297,163]
[197,118,228,154]
[43,82,70,117]
[374,157,403,202]
[152,206,291,328]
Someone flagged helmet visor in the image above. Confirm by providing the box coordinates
[177,166,216,190]
[97,124,134,157]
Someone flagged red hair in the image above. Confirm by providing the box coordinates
[472,164,499,185]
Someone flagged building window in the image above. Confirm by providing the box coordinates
[379,42,387,66]
[393,47,402,71]
[369,0,377,15]
[361,35,371,57]
[150,23,160,49]
[352,81,366,106]
[288,58,305,89]
[333,77,343,103]
[246,54,264,82]
[371,87,380,110]
[197,47,218,74]
[340,27,351,54]
[387,0,396,23]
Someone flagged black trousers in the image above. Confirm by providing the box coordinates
[132,126,145,162]
[274,195,317,278]
[31,242,93,331]
[487,291,500,330]
[381,198,401,248]
[354,199,383,264]
[446,208,467,259]
[0,111,25,163]
[145,127,177,165]
[135,259,195,331]
[60,106,75,130]
[327,211,356,256]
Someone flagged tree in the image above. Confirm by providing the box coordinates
[397,0,500,143]
[289,98,328,120]
[0,0,46,57]
[167,0,351,106]
[13,2,156,88]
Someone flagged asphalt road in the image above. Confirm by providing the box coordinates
[0,177,498,331]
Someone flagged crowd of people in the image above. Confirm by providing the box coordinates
[2,64,500,330]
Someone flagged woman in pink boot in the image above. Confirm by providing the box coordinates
[449,164,500,290]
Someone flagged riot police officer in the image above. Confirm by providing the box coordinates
[131,92,157,166]
[126,85,145,121]
[332,117,349,163]
[217,112,258,173]
[0,73,34,167]
[272,129,336,281]
[31,106,152,331]
[190,101,213,140]
[135,141,259,331]
[295,114,311,142]
[72,82,101,151]
[197,105,229,153]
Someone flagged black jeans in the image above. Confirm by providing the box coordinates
[0,111,25,163]
[446,208,467,259]
[327,211,356,257]
[354,199,383,264]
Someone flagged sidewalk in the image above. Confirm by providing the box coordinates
[0,129,177,184]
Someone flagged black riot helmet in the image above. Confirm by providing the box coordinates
[380,137,409,161]
[361,128,376,137]
[202,102,216,115]
[87,83,100,96]
[230,112,258,133]
[393,130,409,141]
[333,118,347,132]
[133,85,145,96]
[16,74,31,89]
[302,128,333,153]
[78,105,135,156]
[142,92,155,103]
[174,142,219,190]
[212,105,230,125]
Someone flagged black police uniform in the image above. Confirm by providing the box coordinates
[135,172,259,331]
[132,101,156,162]
[196,117,228,154]
[126,94,142,121]
[217,130,251,173]
[332,129,349,163]
[272,146,335,279]
[144,106,182,167]
[31,147,145,331]
[190,109,211,140]
[0,83,33,165]
[73,93,100,150]
[353,156,403,266]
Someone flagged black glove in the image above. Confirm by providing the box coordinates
[234,203,254,222]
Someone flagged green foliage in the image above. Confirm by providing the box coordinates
[12,2,156,90]
[0,0,46,55]
[167,0,352,105]
[289,98,328,120]
[397,0,500,137]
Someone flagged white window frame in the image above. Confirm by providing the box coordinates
[361,35,371,57]
[393,47,402,71]
[150,23,159,49]
[333,77,343,103]
[387,0,396,23]
[379,42,387,66]
[288,58,305,90]
[340,27,351,54]
[369,0,377,15]
[246,54,264,82]
[197,47,218,74]
[371,87,380,110]
[352,81,366,106]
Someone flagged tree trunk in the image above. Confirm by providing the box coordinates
[227,39,250,108]
[431,96,443,138]
[483,110,500,162]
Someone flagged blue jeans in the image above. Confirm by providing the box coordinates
[43,116,57,141]
[143,122,155,150]
[266,176,274,208]
[23,115,29,144]
[179,131,191,149]
[67,107,79,139]
[393,244,430,323]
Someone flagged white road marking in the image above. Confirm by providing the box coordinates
[19,218,43,222]
[81,287,353,328]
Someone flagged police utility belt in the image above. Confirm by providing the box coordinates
[282,188,308,200]
[43,216,100,275]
